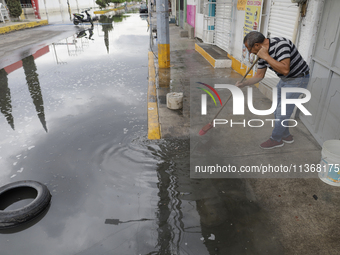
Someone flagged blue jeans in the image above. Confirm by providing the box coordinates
[271,74,310,141]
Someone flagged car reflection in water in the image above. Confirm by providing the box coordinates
[139,4,148,13]
[140,14,148,20]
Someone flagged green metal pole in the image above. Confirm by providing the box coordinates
[183,0,186,25]
[178,0,180,26]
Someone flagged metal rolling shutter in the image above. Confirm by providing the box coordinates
[214,0,233,52]
[261,0,299,88]
[300,0,340,145]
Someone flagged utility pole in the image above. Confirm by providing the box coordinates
[156,0,170,68]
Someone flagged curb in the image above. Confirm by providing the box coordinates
[195,43,232,68]
[195,43,216,68]
[194,43,262,90]
[94,9,118,14]
[0,20,48,34]
[147,51,161,140]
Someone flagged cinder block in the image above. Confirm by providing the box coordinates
[185,23,195,39]
[215,59,232,68]
[179,30,188,37]
[188,27,194,39]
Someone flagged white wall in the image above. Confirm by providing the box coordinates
[296,0,325,66]
[230,0,325,66]
[38,0,97,13]
[230,7,245,60]
[171,0,176,17]
[196,13,203,38]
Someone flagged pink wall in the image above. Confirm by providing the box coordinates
[187,5,196,28]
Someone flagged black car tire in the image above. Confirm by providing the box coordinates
[0,180,52,229]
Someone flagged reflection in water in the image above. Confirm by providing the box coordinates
[105,218,153,225]
[155,158,173,254]
[148,138,285,254]
[53,32,90,58]
[149,141,187,254]
[195,179,285,254]
[99,14,128,53]
[126,7,139,14]
[140,14,148,21]
[99,15,114,54]
[52,44,68,64]
[22,55,48,132]
[66,0,72,21]
[0,204,51,234]
[112,14,128,23]
[0,68,14,130]
[77,25,94,40]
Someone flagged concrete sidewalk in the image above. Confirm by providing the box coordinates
[149,23,340,254]
[151,24,239,138]
[0,19,48,34]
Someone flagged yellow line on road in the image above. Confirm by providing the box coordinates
[148,51,161,139]
[94,5,131,14]
[0,20,48,34]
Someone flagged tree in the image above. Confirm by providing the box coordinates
[95,0,125,9]
[6,0,22,19]
[95,0,108,9]
[110,0,125,6]
[99,15,114,53]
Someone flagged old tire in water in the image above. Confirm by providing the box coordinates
[0,180,51,229]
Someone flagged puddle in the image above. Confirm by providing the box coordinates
[0,13,284,255]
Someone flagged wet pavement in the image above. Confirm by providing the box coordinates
[148,17,340,255]
[1,8,339,255]
[0,10,164,254]
[0,10,285,255]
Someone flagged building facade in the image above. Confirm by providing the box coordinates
[183,0,339,145]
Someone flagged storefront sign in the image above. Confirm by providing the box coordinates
[242,0,263,64]
[243,0,262,37]
[237,0,247,10]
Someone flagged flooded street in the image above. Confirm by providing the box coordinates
[0,11,161,254]
[0,10,286,255]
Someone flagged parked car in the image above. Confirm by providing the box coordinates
[139,4,148,13]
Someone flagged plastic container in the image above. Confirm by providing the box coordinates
[166,92,183,110]
[319,140,340,186]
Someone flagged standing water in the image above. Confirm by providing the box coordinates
[0,10,284,255]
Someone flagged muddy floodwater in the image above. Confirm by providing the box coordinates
[0,11,284,255]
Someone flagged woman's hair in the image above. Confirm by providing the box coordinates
[244,31,265,47]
